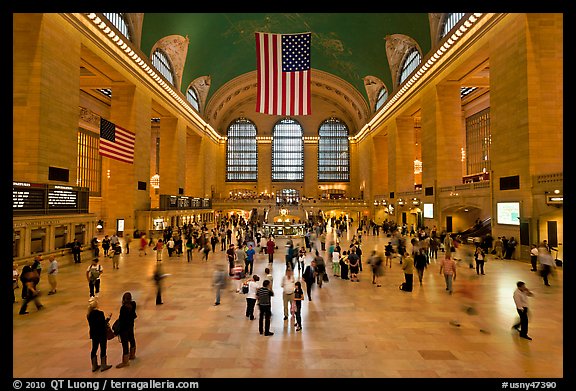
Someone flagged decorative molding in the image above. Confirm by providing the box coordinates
[385,34,421,88]
[428,13,444,47]
[151,34,190,91]
[79,106,100,132]
[363,75,386,114]
[189,75,211,114]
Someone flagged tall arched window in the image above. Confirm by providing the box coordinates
[318,118,349,182]
[226,118,258,181]
[186,87,200,111]
[103,13,132,42]
[399,48,421,85]
[375,87,388,111]
[151,48,175,86]
[272,118,303,181]
[440,13,466,39]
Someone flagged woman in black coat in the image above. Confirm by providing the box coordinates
[87,297,112,372]
[116,292,137,368]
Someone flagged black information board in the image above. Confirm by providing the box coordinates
[160,195,211,210]
[13,182,89,214]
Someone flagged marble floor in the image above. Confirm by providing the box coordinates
[12,224,564,381]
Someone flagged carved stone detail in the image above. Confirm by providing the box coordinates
[428,13,444,47]
[363,76,386,113]
[385,34,420,88]
[151,35,190,90]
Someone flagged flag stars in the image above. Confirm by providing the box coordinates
[282,33,311,72]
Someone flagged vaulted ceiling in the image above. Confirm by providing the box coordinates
[139,13,432,109]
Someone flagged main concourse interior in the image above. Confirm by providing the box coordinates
[11,12,567,384]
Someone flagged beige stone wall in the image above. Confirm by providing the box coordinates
[13,14,81,184]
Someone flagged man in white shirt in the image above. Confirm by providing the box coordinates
[512,281,534,340]
[280,268,296,320]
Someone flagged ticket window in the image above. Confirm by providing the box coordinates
[31,228,46,254]
[74,224,85,244]
[54,226,67,249]
[13,230,22,259]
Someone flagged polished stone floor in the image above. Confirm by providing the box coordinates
[12,223,563,380]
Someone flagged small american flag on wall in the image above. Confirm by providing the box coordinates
[255,32,312,116]
[99,118,135,164]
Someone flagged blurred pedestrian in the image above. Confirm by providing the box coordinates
[212,263,227,306]
[439,253,457,294]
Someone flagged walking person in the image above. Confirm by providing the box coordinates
[245,274,260,320]
[18,264,43,315]
[331,245,341,277]
[266,236,275,266]
[139,235,148,256]
[91,236,100,258]
[116,292,137,368]
[46,255,58,295]
[125,233,132,254]
[384,242,394,268]
[86,297,113,372]
[281,268,296,321]
[72,238,82,263]
[102,235,111,257]
[245,244,256,275]
[474,246,486,275]
[13,262,20,303]
[414,248,428,286]
[512,281,534,340]
[537,243,556,287]
[212,263,227,306]
[302,260,315,301]
[186,236,194,263]
[368,250,384,287]
[256,279,274,336]
[530,244,539,272]
[153,263,169,305]
[313,250,327,286]
[439,253,457,294]
[154,239,164,262]
[111,243,121,269]
[348,248,360,282]
[86,258,103,298]
[339,251,349,279]
[399,252,414,292]
[293,281,304,331]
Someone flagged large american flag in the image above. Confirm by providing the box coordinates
[255,32,311,116]
[99,118,135,164]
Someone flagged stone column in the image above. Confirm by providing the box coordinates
[103,83,152,236]
[159,117,186,196]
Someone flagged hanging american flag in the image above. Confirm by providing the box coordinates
[99,118,135,164]
[255,32,312,116]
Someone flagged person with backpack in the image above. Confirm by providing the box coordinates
[86,258,104,297]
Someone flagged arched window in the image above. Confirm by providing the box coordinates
[186,87,200,111]
[440,13,466,39]
[151,48,175,86]
[272,118,303,181]
[226,118,258,182]
[103,13,132,42]
[399,48,421,85]
[318,118,349,182]
[375,87,388,111]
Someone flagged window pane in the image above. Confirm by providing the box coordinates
[226,118,258,181]
[77,128,101,196]
[318,118,349,181]
[399,49,421,85]
[465,108,491,175]
[441,13,466,39]
[272,119,303,181]
[103,13,131,42]
[152,49,175,86]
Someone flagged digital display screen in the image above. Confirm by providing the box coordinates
[423,203,434,218]
[48,188,78,209]
[13,188,45,209]
[497,202,520,225]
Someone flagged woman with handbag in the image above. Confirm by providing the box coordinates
[87,297,113,372]
[116,291,137,368]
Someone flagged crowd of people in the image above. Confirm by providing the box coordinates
[13,216,560,373]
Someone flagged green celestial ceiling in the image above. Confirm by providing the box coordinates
[140,13,431,105]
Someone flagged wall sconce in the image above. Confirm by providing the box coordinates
[96,220,104,230]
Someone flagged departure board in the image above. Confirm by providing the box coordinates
[13,182,89,214]
[48,186,78,209]
[13,184,46,210]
